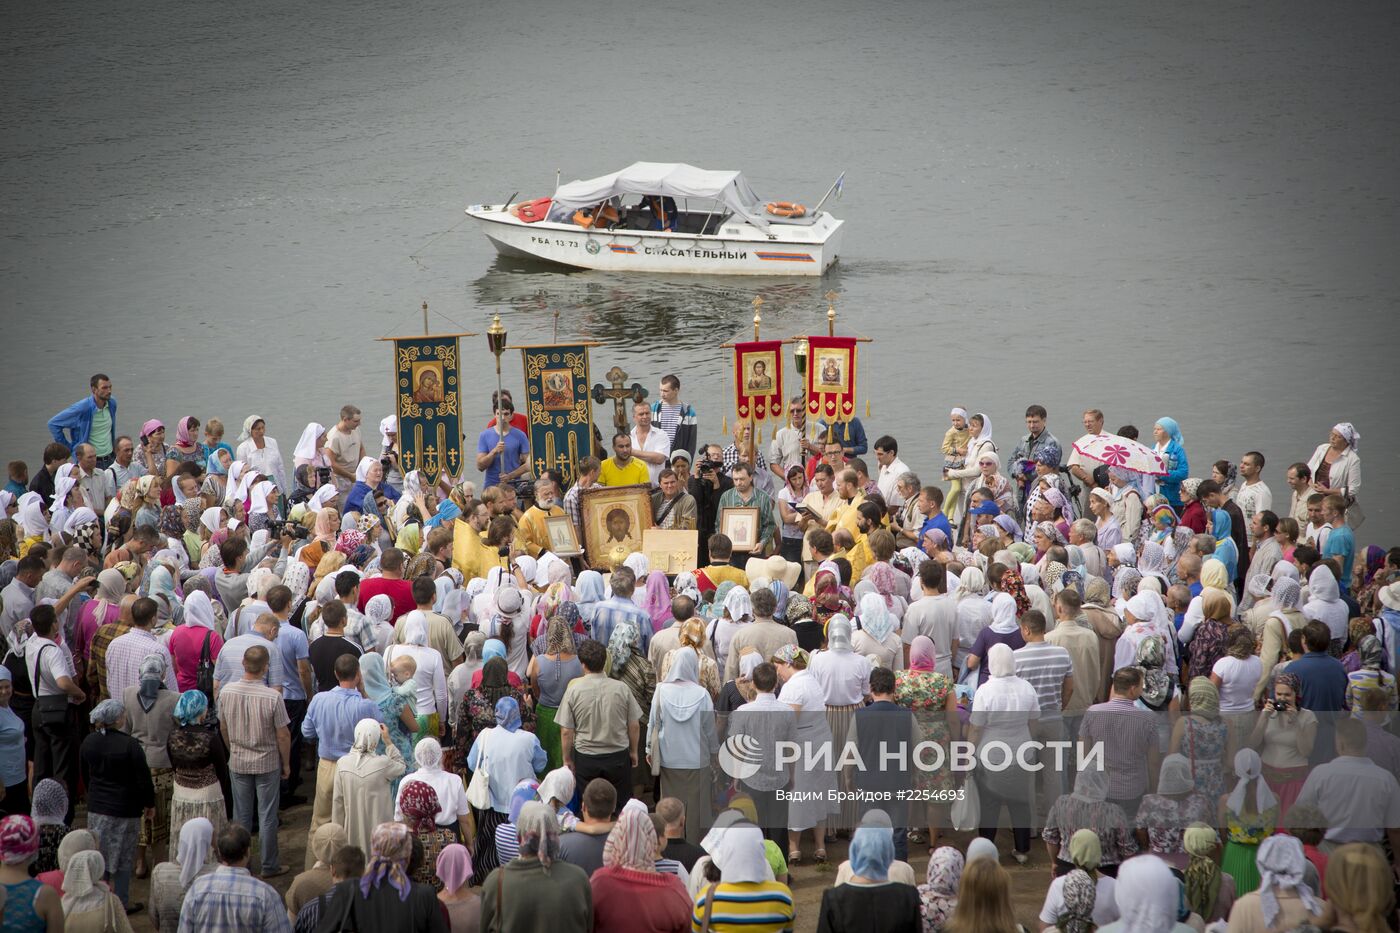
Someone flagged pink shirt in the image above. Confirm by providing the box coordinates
[168,624,224,693]
[74,600,120,662]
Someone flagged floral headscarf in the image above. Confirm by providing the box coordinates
[863,562,902,609]
[605,618,640,676]
[999,564,1031,616]
[0,815,39,864]
[603,806,657,873]
[771,644,808,667]
[1058,868,1098,933]
[398,780,442,833]
[361,821,413,901]
[516,801,560,871]
[918,846,963,929]
[335,529,366,555]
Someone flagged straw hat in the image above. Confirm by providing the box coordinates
[1379,581,1400,611]
[745,554,800,588]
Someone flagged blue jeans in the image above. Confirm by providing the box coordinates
[232,769,281,872]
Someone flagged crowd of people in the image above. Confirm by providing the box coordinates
[0,373,1393,932]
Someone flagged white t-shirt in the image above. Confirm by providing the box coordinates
[1234,481,1274,547]
[629,426,672,486]
[808,649,872,706]
[1212,655,1263,713]
[902,594,958,678]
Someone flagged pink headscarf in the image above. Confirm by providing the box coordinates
[640,571,673,631]
[864,562,902,609]
[140,419,164,442]
[909,635,937,673]
[435,843,473,893]
[175,416,199,448]
[0,815,39,864]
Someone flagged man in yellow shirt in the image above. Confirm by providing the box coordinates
[452,500,502,582]
[826,468,866,540]
[846,501,885,584]
[516,475,565,558]
[697,533,749,592]
[598,432,650,487]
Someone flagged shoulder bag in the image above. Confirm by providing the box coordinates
[32,645,71,728]
[195,630,216,701]
[466,729,493,809]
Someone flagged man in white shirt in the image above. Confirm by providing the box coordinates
[25,605,85,823]
[728,662,797,847]
[102,435,146,499]
[872,435,910,508]
[73,443,108,516]
[1065,408,1106,516]
[214,613,287,697]
[1285,461,1314,529]
[1233,451,1273,549]
[901,561,957,677]
[768,394,819,482]
[1302,493,1330,550]
[1294,717,1400,858]
[628,401,671,486]
[322,405,364,494]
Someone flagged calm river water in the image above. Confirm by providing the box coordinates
[3,0,1397,541]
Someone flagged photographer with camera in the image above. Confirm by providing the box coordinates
[377,416,404,493]
[1245,670,1316,807]
[688,443,732,568]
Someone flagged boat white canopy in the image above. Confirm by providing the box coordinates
[549,161,771,228]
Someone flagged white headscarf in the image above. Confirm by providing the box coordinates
[401,611,429,647]
[62,507,97,536]
[973,411,993,442]
[414,737,445,772]
[61,850,109,916]
[176,817,214,888]
[723,586,752,623]
[366,594,395,626]
[1255,834,1325,927]
[989,591,1019,634]
[236,415,263,444]
[199,507,224,534]
[857,592,898,643]
[350,718,382,758]
[16,492,48,538]
[308,485,338,511]
[987,642,1016,678]
[379,416,398,449]
[1111,543,1136,567]
[1226,747,1279,815]
[711,822,770,884]
[1113,855,1181,933]
[1302,565,1348,639]
[183,591,220,633]
[1331,422,1360,451]
[354,457,377,484]
[248,481,276,515]
[623,552,650,580]
[293,422,326,462]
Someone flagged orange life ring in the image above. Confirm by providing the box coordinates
[509,197,552,223]
[766,201,806,218]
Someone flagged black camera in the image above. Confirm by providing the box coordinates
[268,519,310,540]
[380,455,394,473]
[698,459,722,474]
[1269,699,1288,712]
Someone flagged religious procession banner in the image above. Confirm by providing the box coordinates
[393,336,464,485]
[522,344,594,487]
[805,335,858,423]
[733,340,784,424]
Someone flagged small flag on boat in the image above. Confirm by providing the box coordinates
[834,172,845,198]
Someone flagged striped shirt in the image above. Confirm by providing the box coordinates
[1012,641,1074,721]
[178,866,291,933]
[691,880,794,933]
[218,678,290,774]
[105,627,178,701]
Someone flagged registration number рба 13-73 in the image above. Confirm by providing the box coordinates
[530,236,580,247]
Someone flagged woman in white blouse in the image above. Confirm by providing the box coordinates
[1305,422,1362,527]
[1210,628,1263,761]
[773,644,839,865]
[968,642,1041,863]
[235,415,289,493]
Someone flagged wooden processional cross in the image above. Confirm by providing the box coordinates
[591,366,649,436]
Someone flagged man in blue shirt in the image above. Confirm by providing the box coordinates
[915,485,954,545]
[302,654,382,865]
[267,585,312,806]
[48,373,118,468]
[588,566,652,654]
[475,400,530,489]
[1320,494,1356,595]
[815,416,867,456]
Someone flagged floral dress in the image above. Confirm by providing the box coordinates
[451,687,535,780]
[894,670,956,793]
[375,690,418,795]
[1135,793,1215,867]
[1180,715,1228,801]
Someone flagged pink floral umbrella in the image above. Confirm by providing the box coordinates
[1071,433,1167,476]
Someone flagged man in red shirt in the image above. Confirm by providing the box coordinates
[355,548,415,620]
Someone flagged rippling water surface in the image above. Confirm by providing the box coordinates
[3,0,1397,539]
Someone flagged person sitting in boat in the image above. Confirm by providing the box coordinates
[640,194,677,232]
[573,201,620,229]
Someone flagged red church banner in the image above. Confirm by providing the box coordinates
[805,336,858,423]
[733,340,784,423]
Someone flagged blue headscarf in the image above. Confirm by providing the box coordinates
[769,580,791,623]
[574,571,606,622]
[508,778,540,824]
[1155,417,1184,447]
[970,500,1000,517]
[483,639,508,664]
[849,825,895,882]
[359,653,393,706]
[424,500,460,529]
[174,689,208,726]
[1154,418,1189,511]
[495,696,522,732]
[1211,510,1239,580]
[205,450,229,476]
